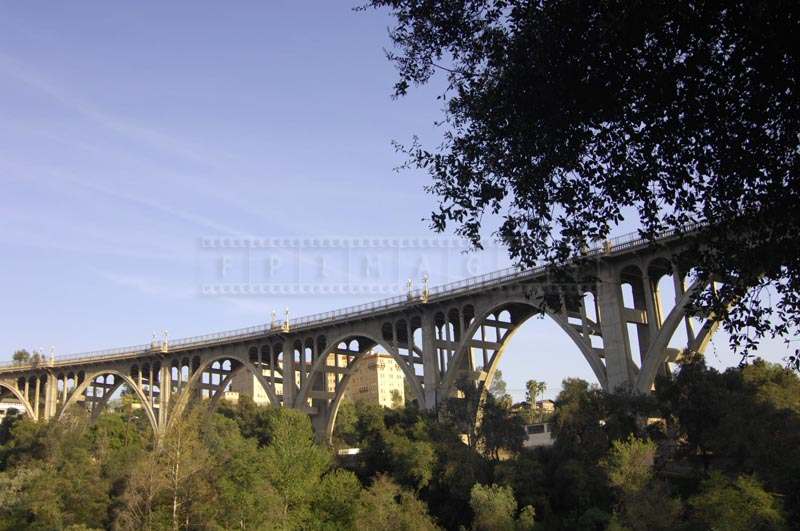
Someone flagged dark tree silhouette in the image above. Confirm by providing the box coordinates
[365,0,800,367]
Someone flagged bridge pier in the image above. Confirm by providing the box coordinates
[421,314,439,410]
[596,265,639,392]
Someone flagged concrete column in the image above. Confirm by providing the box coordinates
[444,314,453,365]
[283,341,295,407]
[33,377,41,420]
[44,375,57,420]
[269,348,276,389]
[673,272,696,344]
[421,314,438,409]
[631,276,653,365]
[578,292,592,343]
[148,365,154,407]
[158,364,170,428]
[596,264,637,391]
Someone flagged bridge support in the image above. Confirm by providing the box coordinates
[421,314,438,409]
[596,266,639,391]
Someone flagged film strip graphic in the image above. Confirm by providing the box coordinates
[198,236,505,297]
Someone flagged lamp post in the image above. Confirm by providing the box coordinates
[282,308,290,333]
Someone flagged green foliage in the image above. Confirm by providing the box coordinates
[381,429,435,490]
[0,415,128,530]
[216,394,279,447]
[11,350,30,364]
[493,451,548,518]
[525,380,547,421]
[478,394,526,461]
[200,414,282,530]
[603,436,681,531]
[260,408,332,527]
[441,377,482,450]
[311,469,361,530]
[658,358,800,522]
[689,472,787,531]
[604,436,656,494]
[0,361,797,530]
[0,411,24,453]
[525,380,546,408]
[469,483,517,531]
[488,369,509,400]
[354,475,439,530]
[516,505,536,531]
[333,399,358,447]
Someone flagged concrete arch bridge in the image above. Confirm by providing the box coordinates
[0,228,720,441]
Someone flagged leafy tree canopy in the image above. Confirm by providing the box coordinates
[11,350,30,364]
[365,0,800,367]
[689,472,788,531]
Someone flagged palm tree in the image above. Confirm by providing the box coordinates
[525,380,547,421]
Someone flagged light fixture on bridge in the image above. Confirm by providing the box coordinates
[282,308,290,333]
[422,274,430,303]
[271,310,277,329]
[406,278,414,300]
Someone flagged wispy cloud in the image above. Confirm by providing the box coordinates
[93,269,195,300]
[0,51,233,167]
[0,154,249,238]
[0,52,300,236]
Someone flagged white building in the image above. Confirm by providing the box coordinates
[0,402,24,421]
[523,422,555,448]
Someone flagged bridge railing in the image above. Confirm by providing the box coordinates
[0,223,703,370]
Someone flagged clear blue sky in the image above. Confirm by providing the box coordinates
[0,1,789,401]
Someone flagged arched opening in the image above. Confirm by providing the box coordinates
[393,315,426,383]
[298,331,423,444]
[619,265,641,361]
[634,268,725,392]
[442,295,607,414]
[58,370,158,439]
[167,352,282,429]
[0,381,34,419]
[647,258,688,373]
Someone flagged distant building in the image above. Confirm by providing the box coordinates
[523,422,555,448]
[0,401,23,421]
[343,352,405,408]
[536,399,556,416]
[511,399,556,422]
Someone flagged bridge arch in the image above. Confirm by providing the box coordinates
[0,380,35,418]
[57,369,158,436]
[635,278,720,392]
[295,330,426,442]
[167,352,281,430]
[438,295,608,400]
